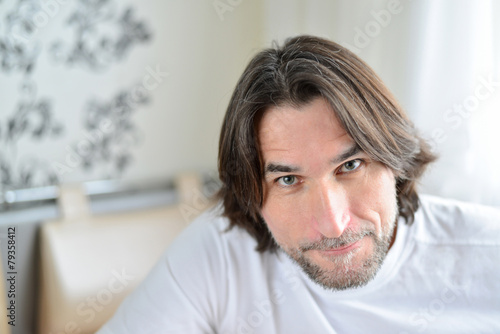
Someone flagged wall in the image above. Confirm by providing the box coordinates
[0,0,265,192]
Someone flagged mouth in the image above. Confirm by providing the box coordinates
[316,238,363,256]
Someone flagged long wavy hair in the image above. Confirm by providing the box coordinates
[217,35,436,252]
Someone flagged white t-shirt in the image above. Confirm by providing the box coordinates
[97,195,500,334]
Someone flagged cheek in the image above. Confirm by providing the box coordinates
[261,198,307,246]
[375,168,397,209]
[350,166,397,225]
[373,169,397,224]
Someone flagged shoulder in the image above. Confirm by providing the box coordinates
[163,204,265,289]
[166,204,259,260]
[168,205,229,249]
[413,194,500,245]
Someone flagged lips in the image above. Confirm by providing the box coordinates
[317,239,362,255]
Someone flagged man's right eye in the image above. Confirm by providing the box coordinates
[277,175,297,186]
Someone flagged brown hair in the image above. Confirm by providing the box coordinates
[217,35,436,252]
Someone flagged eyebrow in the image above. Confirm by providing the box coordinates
[264,143,362,177]
[331,144,361,164]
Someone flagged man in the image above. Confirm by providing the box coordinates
[98,35,500,333]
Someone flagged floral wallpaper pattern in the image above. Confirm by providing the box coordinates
[0,0,153,192]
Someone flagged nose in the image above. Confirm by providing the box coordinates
[312,182,351,238]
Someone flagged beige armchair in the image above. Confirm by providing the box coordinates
[37,173,212,334]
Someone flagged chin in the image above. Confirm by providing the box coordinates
[287,235,390,291]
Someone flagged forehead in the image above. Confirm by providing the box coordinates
[257,98,351,155]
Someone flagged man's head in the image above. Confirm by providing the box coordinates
[217,35,436,289]
[257,97,399,290]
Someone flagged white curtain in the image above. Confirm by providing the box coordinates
[263,0,500,207]
[400,0,500,207]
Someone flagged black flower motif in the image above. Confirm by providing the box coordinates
[50,0,152,70]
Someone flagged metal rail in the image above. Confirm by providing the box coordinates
[0,172,220,212]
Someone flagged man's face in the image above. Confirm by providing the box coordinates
[258,97,398,291]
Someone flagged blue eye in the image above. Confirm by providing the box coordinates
[340,159,362,173]
[277,175,297,186]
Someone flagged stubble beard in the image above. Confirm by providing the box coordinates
[276,199,398,291]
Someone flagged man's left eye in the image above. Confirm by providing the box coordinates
[339,159,362,173]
